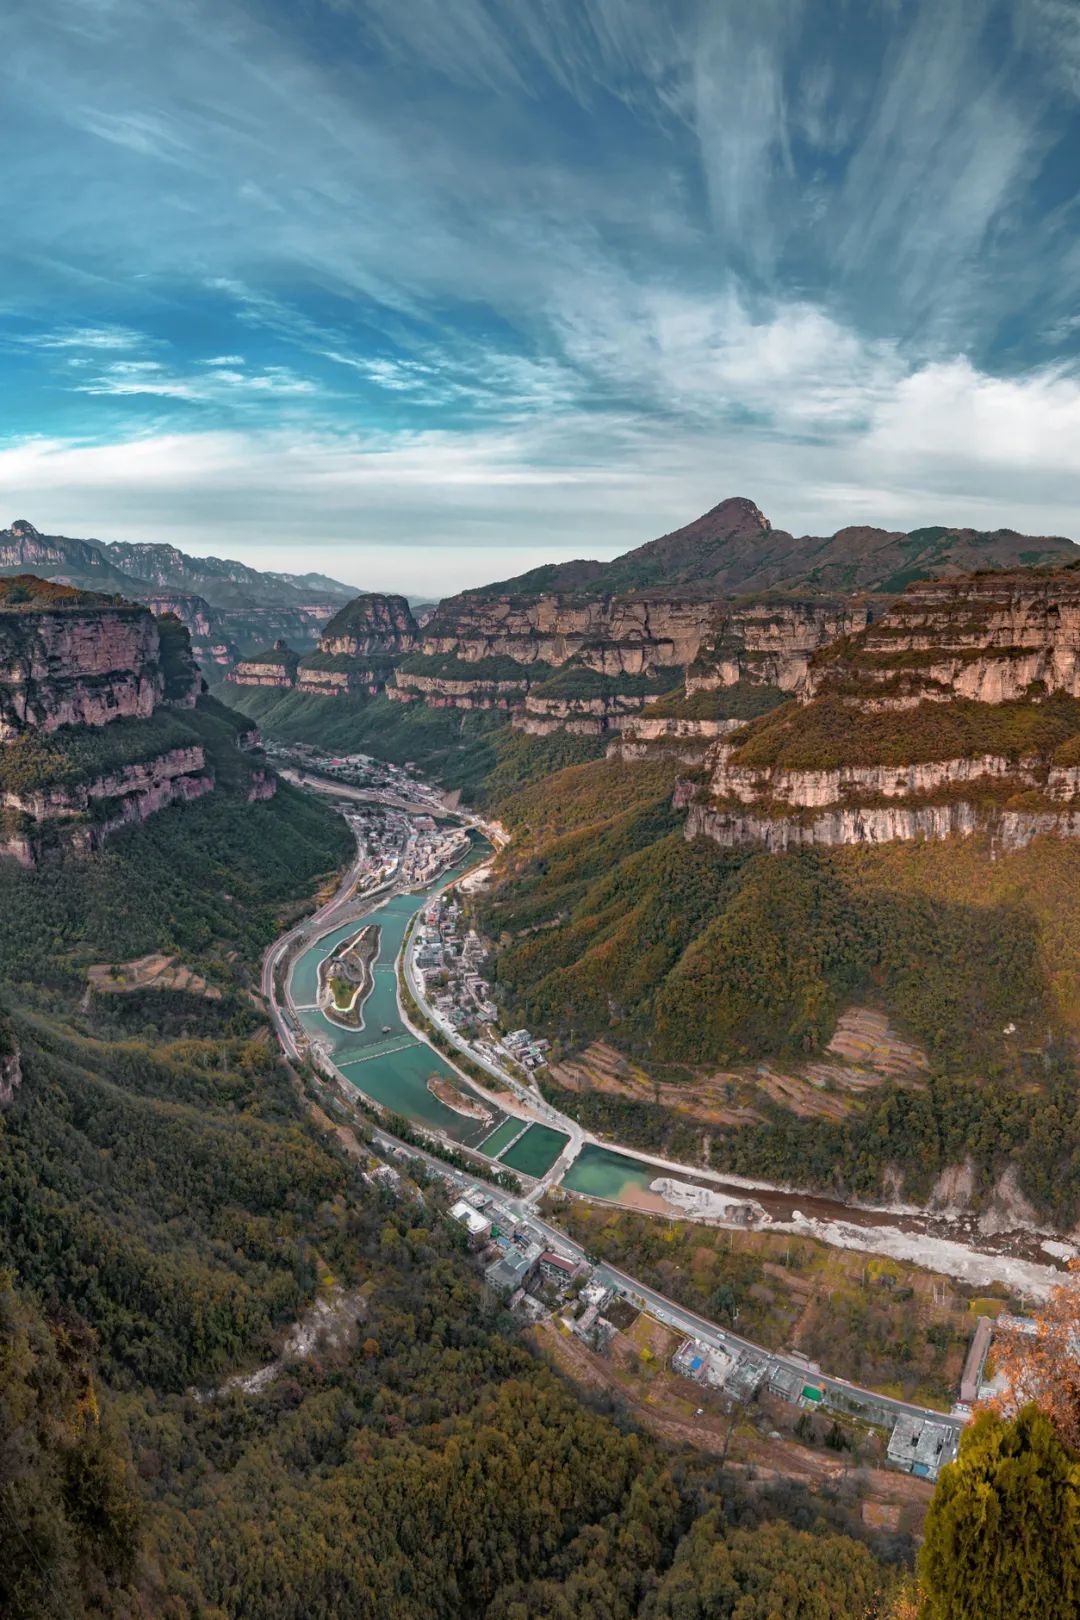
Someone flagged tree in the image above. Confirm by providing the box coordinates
[918,1405,1080,1620]
[988,1261,1080,1450]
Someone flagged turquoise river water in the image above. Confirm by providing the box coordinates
[290,849,568,1176]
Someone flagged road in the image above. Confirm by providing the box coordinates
[365,1122,964,1443]
[261,785,965,1444]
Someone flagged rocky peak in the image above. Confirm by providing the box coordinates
[319,593,418,658]
[9,519,40,538]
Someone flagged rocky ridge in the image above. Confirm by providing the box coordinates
[0,577,273,865]
[680,567,1080,852]
[0,519,357,670]
[227,595,418,699]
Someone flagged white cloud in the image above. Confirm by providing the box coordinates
[3,327,1080,594]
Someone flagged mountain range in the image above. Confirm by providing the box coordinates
[473,495,1080,597]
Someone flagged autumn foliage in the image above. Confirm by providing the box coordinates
[986,1260,1080,1450]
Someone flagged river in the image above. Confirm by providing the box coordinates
[289,847,568,1175]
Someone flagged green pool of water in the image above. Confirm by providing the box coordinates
[477,1116,527,1158]
[498,1123,569,1177]
[560,1144,658,1201]
[290,840,501,1148]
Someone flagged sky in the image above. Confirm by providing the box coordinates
[3,0,1080,594]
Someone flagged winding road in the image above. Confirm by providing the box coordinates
[260,784,971,1447]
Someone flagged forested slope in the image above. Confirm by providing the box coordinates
[480,754,1080,1223]
[0,716,909,1617]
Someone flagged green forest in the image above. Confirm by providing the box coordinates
[0,766,918,1618]
[473,751,1080,1222]
[3,663,1079,1614]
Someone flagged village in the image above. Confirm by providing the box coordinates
[435,1175,1012,1486]
[410,891,550,1070]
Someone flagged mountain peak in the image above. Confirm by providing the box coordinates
[702,496,771,535]
[9,519,40,538]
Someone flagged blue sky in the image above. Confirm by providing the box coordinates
[3,0,1080,592]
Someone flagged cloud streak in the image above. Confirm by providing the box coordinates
[1,0,1080,581]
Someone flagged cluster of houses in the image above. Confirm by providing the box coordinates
[448,1191,618,1338]
[499,1027,551,1071]
[267,743,445,809]
[411,896,552,1068]
[413,896,499,1027]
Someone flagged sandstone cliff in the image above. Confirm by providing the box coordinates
[0,579,164,741]
[682,567,1080,853]
[806,570,1080,709]
[227,640,300,688]
[1,580,272,863]
[320,593,418,658]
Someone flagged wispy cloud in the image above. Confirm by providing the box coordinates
[3,0,1080,580]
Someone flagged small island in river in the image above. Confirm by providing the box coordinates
[427,1073,493,1124]
[317,924,380,1029]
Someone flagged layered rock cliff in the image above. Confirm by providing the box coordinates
[0,578,165,741]
[226,595,418,699]
[0,519,358,673]
[1,579,271,864]
[320,594,418,658]
[806,569,1080,708]
[228,640,300,688]
[682,567,1080,853]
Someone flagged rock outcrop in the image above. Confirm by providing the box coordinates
[0,579,164,741]
[806,570,1080,709]
[684,796,1080,854]
[226,594,419,699]
[319,594,418,659]
[0,577,270,863]
[0,518,359,673]
[228,640,300,688]
[687,600,868,694]
[682,567,1080,853]
[0,1019,19,1108]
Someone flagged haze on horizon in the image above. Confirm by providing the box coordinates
[3,0,1080,596]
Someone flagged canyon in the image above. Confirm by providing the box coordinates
[0,518,358,673]
[680,567,1080,852]
[0,576,273,865]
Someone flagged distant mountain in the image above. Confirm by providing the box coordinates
[474,496,1080,597]
[0,519,358,607]
[0,519,362,668]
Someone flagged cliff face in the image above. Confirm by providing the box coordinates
[320,594,418,658]
[807,571,1080,709]
[687,600,868,694]
[704,749,1041,809]
[683,567,1080,853]
[1,579,269,863]
[409,591,855,729]
[684,796,1080,855]
[227,640,300,689]
[225,594,418,699]
[0,586,164,742]
[390,670,529,710]
[422,593,716,671]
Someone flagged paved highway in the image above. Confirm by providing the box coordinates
[262,790,964,1447]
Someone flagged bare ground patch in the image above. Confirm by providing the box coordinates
[87,953,221,1000]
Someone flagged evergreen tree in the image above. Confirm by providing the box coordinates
[919,1405,1080,1619]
